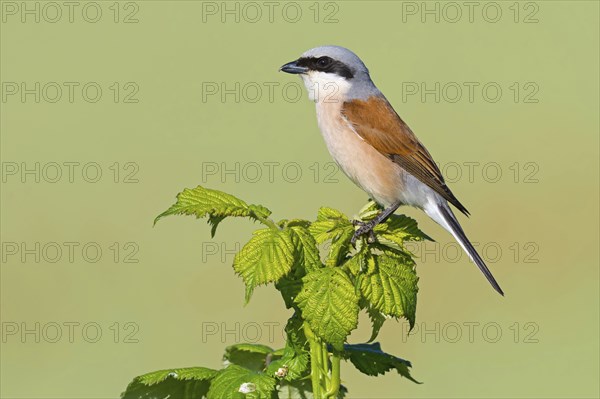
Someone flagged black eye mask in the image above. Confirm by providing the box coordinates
[296,57,355,79]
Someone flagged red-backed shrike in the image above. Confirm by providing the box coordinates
[280,45,503,295]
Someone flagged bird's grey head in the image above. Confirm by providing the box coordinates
[279,45,380,103]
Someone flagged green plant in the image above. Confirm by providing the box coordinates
[122,185,430,398]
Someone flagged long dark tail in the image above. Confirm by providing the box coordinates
[428,203,504,296]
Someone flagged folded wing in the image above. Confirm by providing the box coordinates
[341,96,470,216]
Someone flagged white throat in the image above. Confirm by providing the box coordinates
[301,71,351,103]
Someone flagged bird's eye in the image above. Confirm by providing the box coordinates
[316,57,331,68]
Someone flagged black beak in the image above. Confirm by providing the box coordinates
[279,60,308,74]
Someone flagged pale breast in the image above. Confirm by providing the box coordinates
[315,101,405,207]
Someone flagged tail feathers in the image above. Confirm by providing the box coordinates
[427,203,504,296]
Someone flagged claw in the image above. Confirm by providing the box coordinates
[351,219,377,245]
[350,201,402,246]
[367,230,376,243]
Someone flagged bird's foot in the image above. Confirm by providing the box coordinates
[351,219,378,245]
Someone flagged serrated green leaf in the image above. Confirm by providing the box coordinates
[275,275,303,309]
[284,219,312,228]
[284,312,309,352]
[121,367,217,399]
[224,344,274,372]
[154,186,272,236]
[374,214,432,245]
[122,379,211,399]
[206,365,276,399]
[234,228,295,302]
[208,214,227,238]
[370,242,416,266]
[309,207,354,267]
[309,207,352,244]
[360,254,418,329]
[295,268,359,350]
[136,367,217,385]
[357,200,382,221]
[275,227,322,308]
[266,345,309,381]
[248,204,272,219]
[289,225,322,273]
[363,301,386,343]
[344,244,374,276]
[277,379,348,399]
[342,342,419,383]
[326,226,354,267]
[317,207,348,221]
[276,380,313,399]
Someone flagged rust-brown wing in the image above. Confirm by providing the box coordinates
[342,96,469,216]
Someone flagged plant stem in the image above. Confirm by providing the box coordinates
[325,352,341,398]
[303,324,323,398]
[255,213,280,230]
[321,343,331,381]
[303,323,341,398]
[315,341,323,377]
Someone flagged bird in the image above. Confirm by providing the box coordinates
[279,45,504,296]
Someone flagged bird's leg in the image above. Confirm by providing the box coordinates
[351,201,402,245]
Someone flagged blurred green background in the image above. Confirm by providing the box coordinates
[1,1,598,398]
